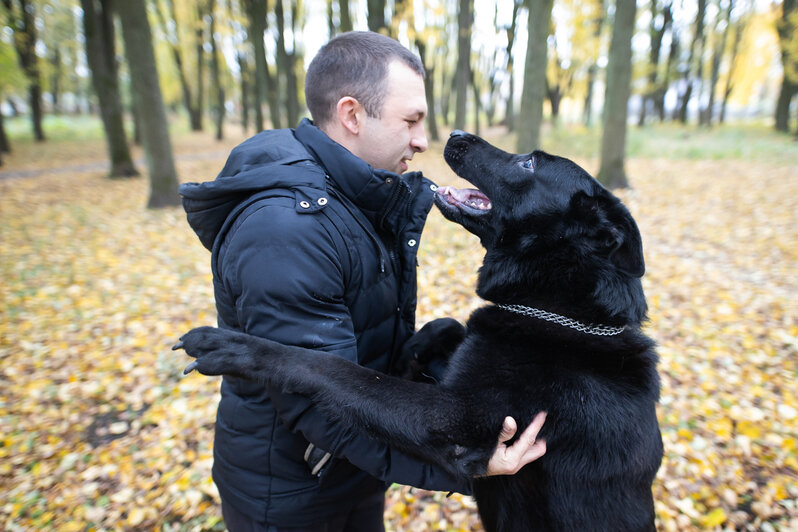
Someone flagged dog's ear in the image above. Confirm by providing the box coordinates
[604,204,645,278]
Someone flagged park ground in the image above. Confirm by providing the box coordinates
[0,119,796,530]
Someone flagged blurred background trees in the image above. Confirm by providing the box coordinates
[0,0,795,200]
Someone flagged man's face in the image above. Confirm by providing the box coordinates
[356,61,428,174]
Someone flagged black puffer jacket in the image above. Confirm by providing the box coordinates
[180,119,468,526]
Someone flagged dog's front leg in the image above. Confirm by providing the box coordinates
[175,326,494,478]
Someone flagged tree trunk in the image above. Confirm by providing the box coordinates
[454,0,473,131]
[116,0,180,208]
[339,0,353,33]
[583,0,605,127]
[208,0,224,140]
[154,0,201,131]
[774,80,796,132]
[50,48,62,114]
[638,0,671,126]
[367,0,386,33]
[471,71,481,135]
[286,1,301,127]
[238,51,251,132]
[275,0,299,127]
[658,22,679,121]
[702,0,733,127]
[245,0,266,131]
[3,0,45,141]
[597,0,637,189]
[677,0,706,124]
[81,0,139,178]
[517,0,554,152]
[191,4,206,131]
[504,0,521,131]
[775,0,796,132]
[439,46,452,126]
[416,40,439,142]
[256,0,280,130]
[0,109,10,154]
[719,7,746,124]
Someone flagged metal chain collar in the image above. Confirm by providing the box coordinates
[495,304,627,336]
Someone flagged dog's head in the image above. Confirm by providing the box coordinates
[434,131,646,325]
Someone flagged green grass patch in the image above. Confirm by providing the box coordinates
[539,121,798,164]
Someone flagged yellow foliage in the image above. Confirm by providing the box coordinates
[1,129,796,531]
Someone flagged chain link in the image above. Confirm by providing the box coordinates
[496,304,626,336]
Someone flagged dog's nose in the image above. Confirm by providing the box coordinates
[450,130,467,138]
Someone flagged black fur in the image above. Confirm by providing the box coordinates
[176,131,663,531]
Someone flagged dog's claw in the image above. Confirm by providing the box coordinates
[172,341,184,351]
[184,361,198,375]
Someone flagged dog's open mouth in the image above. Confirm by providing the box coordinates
[436,186,492,214]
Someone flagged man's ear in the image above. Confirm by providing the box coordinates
[336,96,363,135]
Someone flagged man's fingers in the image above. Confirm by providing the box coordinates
[498,416,518,444]
[504,412,547,468]
[522,439,547,464]
[517,411,546,446]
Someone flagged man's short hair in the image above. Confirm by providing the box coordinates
[305,31,425,127]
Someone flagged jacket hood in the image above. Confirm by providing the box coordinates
[179,126,325,250]
[180,119,431,252]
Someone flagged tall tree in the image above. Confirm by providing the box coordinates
[193,2,206,131]
[546,33,574,124]
[454,0,473,131]
[719,2,748,124]
[116,0,180,208]
[275,0,301,127]
[81,0,138,177]
[244,0,266,131]
[638,0,672,126]
[583,0,605,127]
[503,0,522,131]
[244,0,280,130]
[339,0,353,33]
[657,14,679,121]
[596,0,637,189]
[410,2,441,141]
[774,0,796,132]
[676,0,707,123]
[416,38,440,141]
[227,1,251,132]
[0,110,9,163]
[517,0,554,151]
[207,0,224,140]
[3,0,45,141]
[701,0,734,126]
[154,0,202,130]
[367,0,387,33]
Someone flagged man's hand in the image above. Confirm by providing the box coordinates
[484,412,547,476]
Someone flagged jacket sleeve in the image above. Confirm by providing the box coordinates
[220,200,472,494]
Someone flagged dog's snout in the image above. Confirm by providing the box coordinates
[450,130,467,138]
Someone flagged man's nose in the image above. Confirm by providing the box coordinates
[411,129,428,153]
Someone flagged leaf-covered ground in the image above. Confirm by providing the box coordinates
[1,126,796,531]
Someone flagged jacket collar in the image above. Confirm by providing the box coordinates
[294,118,401,229]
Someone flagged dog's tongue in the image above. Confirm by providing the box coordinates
[437,186,492,211]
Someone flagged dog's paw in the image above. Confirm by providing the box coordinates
[172,326,252,377]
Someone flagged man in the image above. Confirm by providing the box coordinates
[180,31,546,531]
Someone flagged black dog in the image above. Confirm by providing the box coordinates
[175,131,663,531]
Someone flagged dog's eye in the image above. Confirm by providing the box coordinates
[522,159,534,170]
